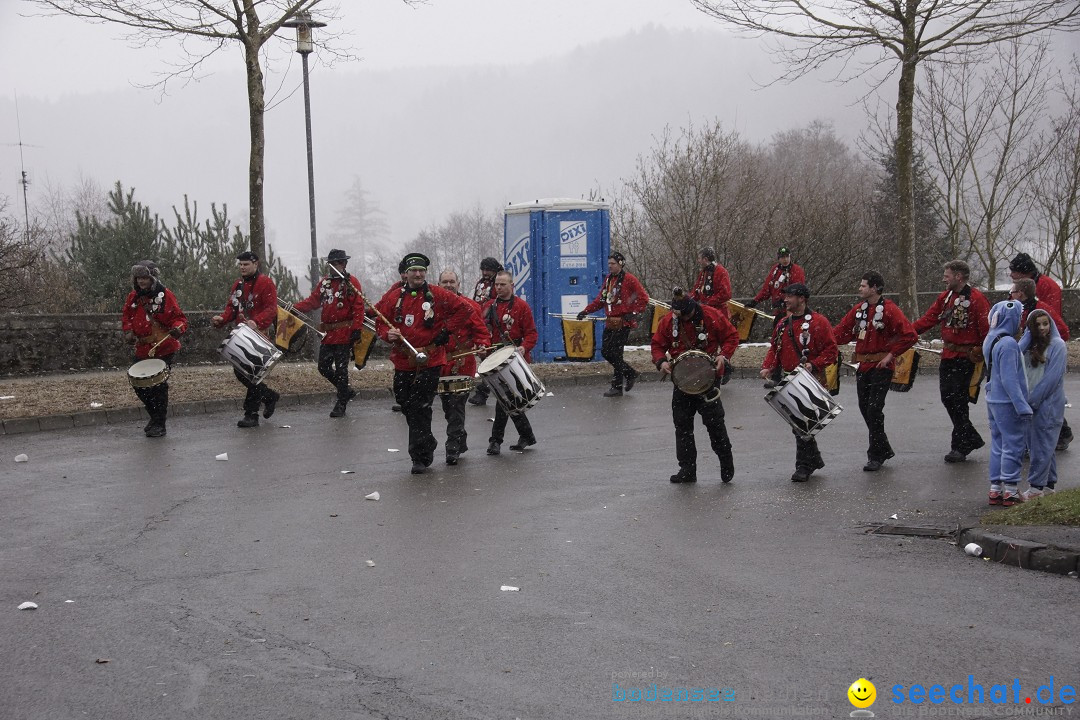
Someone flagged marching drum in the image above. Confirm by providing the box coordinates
[437,375,474,395]
[670,350,716,395]
[219,323,282,385]
[765,366,843,439]
[127,359,169,389]
[477,345,545,416]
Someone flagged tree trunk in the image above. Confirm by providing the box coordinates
[244,37,266,261]
[895,50,919,317]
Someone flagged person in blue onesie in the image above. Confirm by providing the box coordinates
[1019,308,1067,500]
[983,300,1032,507]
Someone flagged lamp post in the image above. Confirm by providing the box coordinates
[282,10,327,292]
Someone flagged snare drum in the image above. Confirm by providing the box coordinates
[477,345,545,416]
[128,359,169,389]
[670,350,716,395]
[219,324,282,385]
[765,366,843,439]
[438,375,474,395]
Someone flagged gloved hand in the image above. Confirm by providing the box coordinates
[433,328,451,346]
[349,329,363,344]
[744,299,757,309]
[168,327,183,338]
[576,311,587,321]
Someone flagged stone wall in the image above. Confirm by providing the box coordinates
[3,289,1075,375]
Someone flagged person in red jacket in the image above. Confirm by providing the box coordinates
[651,287,740,484]
[913,260,991,463]
[438,269,491,465]
[482,270,540,456]
[760,283,838,482]
[834,271,918,471]
[1010,252,1062,317]
[689,247,732,317]
[747,246,806,317]
[293,249,366,418]
[468,256,504,406]
[375,253,488,474]
[577,251,650,397]
[1011,276,1073,450]
[212,251,281,428]
[122,261,187,438]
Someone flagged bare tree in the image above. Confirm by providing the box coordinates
[689,0,1080,315]
[406,205,501,288]
[23,1,413,261]
[326,175,392,285]
[918,39,1056,287]
[1031,56,1080,287]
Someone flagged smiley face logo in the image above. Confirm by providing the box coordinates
[847,678,876,709]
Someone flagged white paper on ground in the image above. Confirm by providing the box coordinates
[365,492,380,501]
[215,453,228,461]
[18,601,38,610]
[14,454,28,462]
[500,585,520,592]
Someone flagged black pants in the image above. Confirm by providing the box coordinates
[795,430,823,471]
[672,385,734,479]
[393,368,441,465]
[318,343,353,401]
[234,368,278,415]
[491,402,535,445]
[440,391,469,455]
[601,326,636,389]
[133,353,173,424]
[856,368,893,462]
[939,357,984,453]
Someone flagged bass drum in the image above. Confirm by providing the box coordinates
[765,366,843,439]
[477,345,545,416]
[219,324,282,385]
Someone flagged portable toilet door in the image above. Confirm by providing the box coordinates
[503,198,610,362]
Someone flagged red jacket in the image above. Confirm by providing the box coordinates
[220,272,277,331]
[913,286,990,360]
[122,285,187,359]
[293,273,366,345]
[752,262,806,308]
[481,295,538,362]
[1022,298,1070,341]
[834,298,918,371]
[651,304,740,376]
[763,310,838,377]
[442,296,491,377]
[1035,275,1063,317]
[582,271,649,327]
[690,263,732,316]
[375,282,487,371]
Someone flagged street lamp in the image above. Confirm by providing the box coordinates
[282,10,327,291]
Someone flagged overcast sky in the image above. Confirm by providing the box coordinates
[1,0,723,98]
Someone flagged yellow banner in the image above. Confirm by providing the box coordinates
[353,326,378,370]
[726,300,758,343]
[562,319,595,360]
[889,348,920,392]
[275,307,304,351]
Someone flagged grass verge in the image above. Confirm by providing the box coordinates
[983,488,1080,526]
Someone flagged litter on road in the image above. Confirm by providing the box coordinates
[365,492,380,501]
[215,453,228,461]
[18,601,38,610]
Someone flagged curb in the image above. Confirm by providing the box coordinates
[957,526,1080,577]
[1,370,663,436]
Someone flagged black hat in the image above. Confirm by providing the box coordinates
[327,249,349,263]
[670,287,697,313]
[480,256,503,272]
[783,282,810,299]
[609,251,625,264]
[131,264,152,279]
[778,246,791,257]
[401,253,430,271]
[236,250,259,262]
[1009,252,1037,275]
[398,259,408,275]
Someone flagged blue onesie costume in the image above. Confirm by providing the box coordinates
[982,300,1031,504]
[1019,309,1067,492]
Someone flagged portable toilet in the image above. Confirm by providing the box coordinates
[503,198,610,362]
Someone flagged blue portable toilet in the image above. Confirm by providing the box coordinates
[503,198,610,362]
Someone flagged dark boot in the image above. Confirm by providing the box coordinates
[237,414,259,428]
[329,400,347,418]
[262,390,280,419]
[669,467,697,483]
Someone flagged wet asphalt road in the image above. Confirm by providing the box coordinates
[1,376,1078,720]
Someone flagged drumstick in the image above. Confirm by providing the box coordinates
[147,334,171,357]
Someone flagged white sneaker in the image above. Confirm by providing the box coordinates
[1020,488,1045,502]
[1044,486,1057,495]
